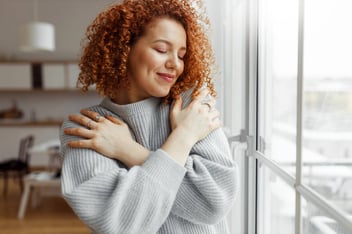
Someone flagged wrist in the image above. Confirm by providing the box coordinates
[174,126,198,146]
[120,141,150,168]
[161,127,196,166]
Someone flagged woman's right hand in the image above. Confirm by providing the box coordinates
[64,110,150,167]
[169,89,222,145]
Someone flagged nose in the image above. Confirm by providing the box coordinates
[165,54,182,71]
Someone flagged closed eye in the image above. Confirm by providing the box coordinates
[178,51,186,60]
[155,48,167,53]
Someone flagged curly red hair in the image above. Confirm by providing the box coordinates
[78,0,217,103]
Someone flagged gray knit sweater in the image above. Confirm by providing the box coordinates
[60,90,238,234]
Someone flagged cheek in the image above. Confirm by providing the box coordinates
[178,64,185,76]
[141,51,165,69]
[129,50,156,71]
[147,56,164,69]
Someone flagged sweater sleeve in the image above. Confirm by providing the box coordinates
[168,89,239,225]
[170,128,239,225]
[60,120,186,234]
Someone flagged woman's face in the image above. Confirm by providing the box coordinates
[117,17,187,104]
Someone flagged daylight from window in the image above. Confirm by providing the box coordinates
[258,0,352,233]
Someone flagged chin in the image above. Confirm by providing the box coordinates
[154,93,169,98]
[153,89,171,98]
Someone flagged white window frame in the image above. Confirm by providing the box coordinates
[244,0,352,233]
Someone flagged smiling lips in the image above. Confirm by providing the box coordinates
[157,72,176,83]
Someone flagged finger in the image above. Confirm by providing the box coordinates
[207,98,216,108]
[64,127,94,138]
[80,109,104,122]
[105,115,123,125]
[80,109,91,117]
[202,103,212,112]
[193,88,209,101]
[68,114,94,128]
[171,95,182,113]
[207,111,221,129]
[208,110,220,122]
[67,139,94,149]
[210,118,222,130]
[206,99,217,113]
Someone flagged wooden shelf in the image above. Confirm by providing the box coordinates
[0,89,97,93]
[0,120,62,127]
[0,89,79,92]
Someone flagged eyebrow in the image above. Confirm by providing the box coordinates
[152,39,187,51]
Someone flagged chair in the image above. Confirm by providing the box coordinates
[0,135,34,195]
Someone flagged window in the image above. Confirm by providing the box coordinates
[302,0,352,216]
[253,0,352,233]
[257,165,296,234]
[208,0,351,233]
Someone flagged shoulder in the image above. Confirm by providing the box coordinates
[59,103,111,152]
[60,104,108,129]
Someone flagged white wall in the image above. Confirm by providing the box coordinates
[0,0,114,166]
[0,0,118,61]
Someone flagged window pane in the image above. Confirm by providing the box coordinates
[257,0,299,173]
[302,197,352,234]
[302,0,352,216]
[257,165,295,234]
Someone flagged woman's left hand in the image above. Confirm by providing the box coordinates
[64,109,136,161]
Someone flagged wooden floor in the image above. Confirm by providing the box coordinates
[0,178,90,234]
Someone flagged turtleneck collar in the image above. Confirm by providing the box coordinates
[100,97,162,118]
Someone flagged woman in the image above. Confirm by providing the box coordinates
[60,0,238,233]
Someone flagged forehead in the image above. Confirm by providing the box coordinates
[142,18,187,46]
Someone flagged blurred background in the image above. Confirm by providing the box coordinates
[1,0,351,234]
[0,1,115,233]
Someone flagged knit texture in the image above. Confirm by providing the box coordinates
[60,90,238,234]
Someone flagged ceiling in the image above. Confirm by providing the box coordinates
[0,0,119,61]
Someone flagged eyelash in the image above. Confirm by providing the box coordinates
[155,48,185,60]
[156,48,167,53]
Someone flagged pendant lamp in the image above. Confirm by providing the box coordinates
[19,0,55,52]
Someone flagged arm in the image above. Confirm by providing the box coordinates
[60,121,186,234]
[65,89,219,167]
[64,90,235,226]
[164,89,238,225]
[170,128,238,224]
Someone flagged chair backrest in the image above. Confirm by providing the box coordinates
[18,135,34,164]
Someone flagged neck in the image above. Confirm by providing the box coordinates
[112,95,131,105]
[112,87,150,105]
[112,93,153,105]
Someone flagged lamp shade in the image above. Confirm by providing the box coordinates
[20,22,55,52]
